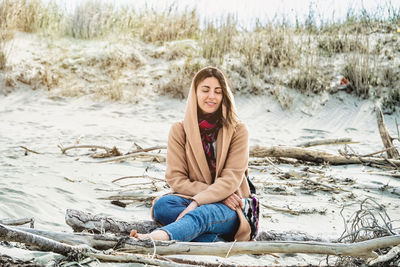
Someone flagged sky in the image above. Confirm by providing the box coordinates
[57,0,399,28]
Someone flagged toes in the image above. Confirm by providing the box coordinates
[129,230,138,238]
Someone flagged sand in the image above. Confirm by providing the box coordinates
[0,31,399,266]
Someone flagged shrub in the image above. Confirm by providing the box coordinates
[200,14,238,63]
[343,54,377,98]
[159,57,203,98]
[287,69,326,94]
[234,27,298,76]
[133,7,199,43]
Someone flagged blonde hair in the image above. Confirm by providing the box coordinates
[193,67,238,128]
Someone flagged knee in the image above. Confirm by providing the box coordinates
[154,195,178,211]
[153,195,186,224]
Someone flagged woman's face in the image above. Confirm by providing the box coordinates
[196,77,223,115]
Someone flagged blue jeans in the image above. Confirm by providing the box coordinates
[153,195,239,242]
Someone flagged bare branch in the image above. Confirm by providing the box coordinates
[297,138,357,148]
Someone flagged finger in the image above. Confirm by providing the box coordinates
[239,198,244,209]
[227,201,237,210]
[229,196,241,208]
[231,193,242,203]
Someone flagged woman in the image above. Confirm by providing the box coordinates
[130,66,252,242]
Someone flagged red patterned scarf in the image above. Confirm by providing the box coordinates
[198,111,221,179]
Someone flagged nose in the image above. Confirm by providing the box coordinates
[208,89,216,98]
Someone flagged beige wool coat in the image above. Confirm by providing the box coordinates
[156,68,251,241]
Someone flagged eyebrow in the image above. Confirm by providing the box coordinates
[201,85,222,89]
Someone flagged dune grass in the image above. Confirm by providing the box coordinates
[1,0,399,110]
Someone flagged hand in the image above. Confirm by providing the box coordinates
[222,193,243,210]
[175,200,198,221]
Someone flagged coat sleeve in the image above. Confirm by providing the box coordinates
[192,123,249,205]
[165,122,209,196]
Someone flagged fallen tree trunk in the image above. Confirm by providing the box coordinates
[65,209,158,234]
[1,225,195,267]
[9,226,400,259]
[249,146,400,167]
[0,223,81,257]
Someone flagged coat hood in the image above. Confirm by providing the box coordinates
[183,66,237,184]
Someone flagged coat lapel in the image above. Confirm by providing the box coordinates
[184,121,212,184]
[216,125,233,178]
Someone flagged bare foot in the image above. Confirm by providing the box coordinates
[129,230,151,240]
[129,229,170,241]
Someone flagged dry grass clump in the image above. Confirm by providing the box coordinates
[134,7,199,43]
[317,34,368,55]
[287,69,326,95]
[1,0,64,36]
[159,57,203,98]
[382,89,400,113]
[319,3,400,35]
[200,14,238,64]
[165,40,198,61]
[342,54,377,98]
[0,0,18,70]
[66,1,116,39]
[96,70,124,101]
[235,27,298,74]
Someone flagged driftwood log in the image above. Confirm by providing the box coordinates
[65,209,158,234]
[249,146,400,167]
[0,223,87,257]
[0,224,195,267]
[376,105,399,159]
[5,225,400,259]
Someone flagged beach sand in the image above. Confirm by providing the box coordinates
[0,31,399,266]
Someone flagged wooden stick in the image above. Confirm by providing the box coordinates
[112,175,165,183]
[126,145,167,155]
[59,144,114,154]
[98,194,155,202]
[364,171,400,179]
[96,152,166,163]
[86,252,198,267]
[361,147,398,158]
[376,105,399,159]
[367,244,400,265]
[297,138,357,148]
[0,217,34,228]
[19,146,40,155]
[261,203,326,216]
